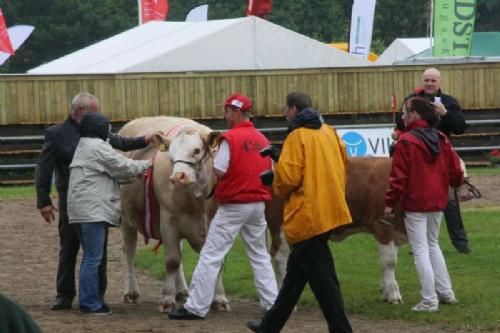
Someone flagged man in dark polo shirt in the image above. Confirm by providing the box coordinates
[35,92,153,310]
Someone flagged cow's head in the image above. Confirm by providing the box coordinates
[152,128,221,198]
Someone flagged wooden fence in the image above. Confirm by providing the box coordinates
[1,62,500,125]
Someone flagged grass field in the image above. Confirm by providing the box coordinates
[1,166,498,199]
[0,185,37,199]
[135,207,500,331]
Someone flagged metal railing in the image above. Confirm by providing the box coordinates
[1,119,499,173]
[0,164,37,170]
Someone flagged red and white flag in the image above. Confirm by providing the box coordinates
[0,25,35,65]
[246,0,272,18]
[0,8,15,55]
[140,0,169,24]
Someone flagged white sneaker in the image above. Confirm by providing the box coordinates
[412,300,438,312]
[438,293,458,304]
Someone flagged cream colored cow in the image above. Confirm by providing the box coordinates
[118,116,229,313]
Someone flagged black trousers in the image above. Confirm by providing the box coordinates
[56,204,108,302]
[260,232,352,333]
[443,197,469,251]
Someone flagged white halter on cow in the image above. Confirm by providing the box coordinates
[118,116,228,313]
[161,125,216,199]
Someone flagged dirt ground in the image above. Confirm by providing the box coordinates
[0,174,498,333]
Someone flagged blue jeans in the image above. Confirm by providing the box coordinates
[79,222,108,312]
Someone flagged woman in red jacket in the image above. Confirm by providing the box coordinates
[384,96,464,312]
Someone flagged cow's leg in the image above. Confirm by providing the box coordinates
[121,221,140,304]
[378,241,403,304]
[211,263,231,312]
[174,241,188,303]
[159,213,182,313]
[271,229,290,289]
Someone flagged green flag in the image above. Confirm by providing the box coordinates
[433,0,476,57]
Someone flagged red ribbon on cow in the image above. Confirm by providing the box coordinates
[141,125,187,252]
[142,151,161,245]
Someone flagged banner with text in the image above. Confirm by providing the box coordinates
[338,127,393,157]
[349,0,376,60]
[433,0,476,57]
[140,0,169,24]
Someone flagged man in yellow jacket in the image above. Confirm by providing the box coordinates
[246,92,353,333]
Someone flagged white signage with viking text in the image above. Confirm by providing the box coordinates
[337,127,393,157]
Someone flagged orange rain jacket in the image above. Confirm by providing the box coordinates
[273,124,352,244]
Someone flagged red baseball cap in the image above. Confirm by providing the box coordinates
[224,93,252,112]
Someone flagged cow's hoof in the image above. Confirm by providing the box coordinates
[175,291,188,303]
[388,298,404,305]
[158,302,176,313]
[382,294,404,305]
[211,297,231,312]
[124,292,140,304]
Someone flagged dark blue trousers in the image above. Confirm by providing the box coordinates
[259,232,352,333]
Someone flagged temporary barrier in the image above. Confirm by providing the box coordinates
[1,62,500,125]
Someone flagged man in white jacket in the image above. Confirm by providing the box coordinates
[68,112,151,315]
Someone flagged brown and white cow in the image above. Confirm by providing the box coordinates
[266,157,406,304]
[118,116,229,312]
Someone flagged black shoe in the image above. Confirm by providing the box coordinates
[457,246,471,254]
[50,298,72,310]
[246,320,264,333]
[168,306,204,320]
[80,304,112,315]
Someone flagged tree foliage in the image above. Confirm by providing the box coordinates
[0,0,498,73]
[0,0,137,73]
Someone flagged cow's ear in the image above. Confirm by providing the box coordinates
[151,133,171,151]
[207,131,223,150]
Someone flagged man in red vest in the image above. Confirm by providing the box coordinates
[169,93,278,320]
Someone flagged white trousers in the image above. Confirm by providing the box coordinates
[404,211,454,304]
[185,202,278,317]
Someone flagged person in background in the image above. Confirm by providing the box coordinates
[246,91,353,333]
[395,68,470,254]
[168,93,278,320]
[35,92,154,310]
[0,293,43,333]
[385,96,463,312]
[67,112,152,315]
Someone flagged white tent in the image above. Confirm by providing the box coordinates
[29,17,370,74]
[374,38,432,66]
